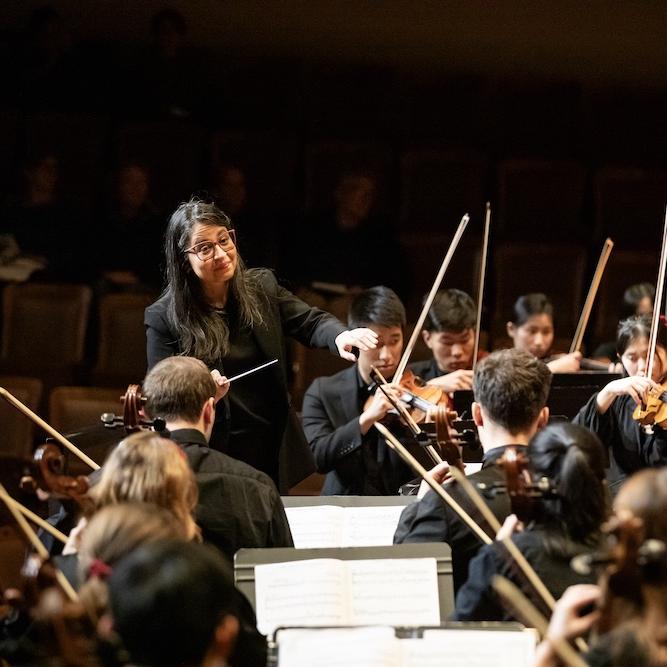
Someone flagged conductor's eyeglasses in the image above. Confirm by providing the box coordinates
[185,230,236,261]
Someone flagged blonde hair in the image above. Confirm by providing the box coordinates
[91,431,199,541]
[78,502,187,621]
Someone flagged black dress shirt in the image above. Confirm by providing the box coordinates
[452,528,598,620]
[169,428,293,561]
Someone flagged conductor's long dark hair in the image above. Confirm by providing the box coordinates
[528,422,608,557]
[164,198,264,363]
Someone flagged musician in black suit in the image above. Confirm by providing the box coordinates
[394,348,552,592]
[144,198,378,490]
[302,286,414,495]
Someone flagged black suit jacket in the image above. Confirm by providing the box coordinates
[144,268,347,491]
[302,365,413,495]
[394,445,515,592]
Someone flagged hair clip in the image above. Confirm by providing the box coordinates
[88,558,113,580]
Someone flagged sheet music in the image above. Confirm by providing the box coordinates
[278,627,399,667]
[341,506,408,546]
[284,506,344,548]
[285,505,407,548]
[255,559,348,636]
[348,558,439,627]
[401,629,536,666]
[255,557,439,636]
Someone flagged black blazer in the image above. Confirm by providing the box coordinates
[394,445,515,592]
[302,365,413,495]
[144,268,347,491]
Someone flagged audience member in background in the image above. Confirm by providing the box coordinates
[131,8,213,119]
[574,315,667,491]
[506,293,582,373]
[295,170,408,299]
[593,282,655,364]
[211,162,278,269]
[302,286,414,495]
[142,356,293,559]
[98,162,163,290]
[14,5,82,111]
[534,467,667,667]
[452,422,607,621]
[394,349,551,592]
[409,288,485,392]
[109,540,266,667]
[0,152,83,281]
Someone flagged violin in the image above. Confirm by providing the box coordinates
[633,210,667,428]
[570,515,666,635]
[477,446,556,524]
[368,365,464,469]
[101,383,165,432]
[633,384,667,429]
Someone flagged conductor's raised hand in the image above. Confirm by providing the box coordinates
[335,328,378,362]
[210,369,230,403]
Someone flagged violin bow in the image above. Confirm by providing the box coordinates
[392,213,470,383]
[645,207,667,382]
[4,495,68,545]
[472,202,491,372]
[569,238,614,355]
[375,422,493,545]
[492,577,588,667]
[0,481,78,602]
[0,387,100,471]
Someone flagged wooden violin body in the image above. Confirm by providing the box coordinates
[633,385,667,429]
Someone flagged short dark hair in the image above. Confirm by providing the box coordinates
[615,313,667,360]
[528,422,607,548]
[143,356,216,422]
[508,293,553,327]
[423,289,476,333]
[348,286,405,330]
[473,349,551,434]
[620,282,655,320]
[109,541,242,667]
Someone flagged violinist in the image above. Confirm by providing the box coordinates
[452,422,607,621]
[574,315,667,490]
[534,467,667,667]
[394,348,551,591]
[507,293,582,373]
[409,288,483,392]
[145,198,378,488]
[301,286,414,495]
